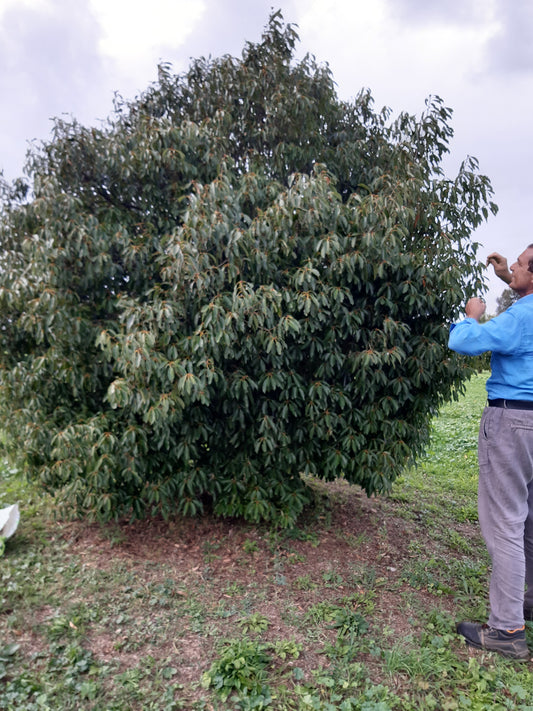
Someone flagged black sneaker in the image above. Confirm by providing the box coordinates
[456,621,529,661]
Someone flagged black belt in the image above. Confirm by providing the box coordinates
[488,399,533,410]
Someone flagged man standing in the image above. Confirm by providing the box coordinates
[448,245,533,661]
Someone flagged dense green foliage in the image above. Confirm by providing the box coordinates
[0,13,496,524]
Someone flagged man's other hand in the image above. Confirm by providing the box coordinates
[465,297,487,322]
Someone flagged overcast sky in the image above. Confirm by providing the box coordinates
[1,0,532,311]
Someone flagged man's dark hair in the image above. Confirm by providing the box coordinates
[528,244,533,273]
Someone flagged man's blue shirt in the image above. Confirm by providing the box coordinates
[448,293,533,400]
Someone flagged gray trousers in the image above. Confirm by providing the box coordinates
[478,405,533,630]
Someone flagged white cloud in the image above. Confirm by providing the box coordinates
[89,0,207,75]
[487,0,533,72]
[292,0,498,109]
[0,0,107,178]
[0,0,44,16]
[385,0,497,27]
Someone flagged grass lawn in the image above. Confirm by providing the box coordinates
[2,373,533,710]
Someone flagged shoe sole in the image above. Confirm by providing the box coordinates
[462,637,530,661]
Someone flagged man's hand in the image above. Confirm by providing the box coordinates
[465,297,486,322]
[487,252,512,284]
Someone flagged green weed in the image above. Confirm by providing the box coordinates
[293,574,317,591]
[201,638,272,702]
[243,538,260,554]
[239,613,270,634]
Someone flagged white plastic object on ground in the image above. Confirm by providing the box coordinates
[0,504,19,539]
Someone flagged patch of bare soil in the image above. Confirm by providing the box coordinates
[45,480,480,699]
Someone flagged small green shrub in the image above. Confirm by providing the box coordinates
[238,613,270,634]
[201,638,271,702]
[329,608,369,639]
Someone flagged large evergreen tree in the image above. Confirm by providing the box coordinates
[0,12,496,524]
